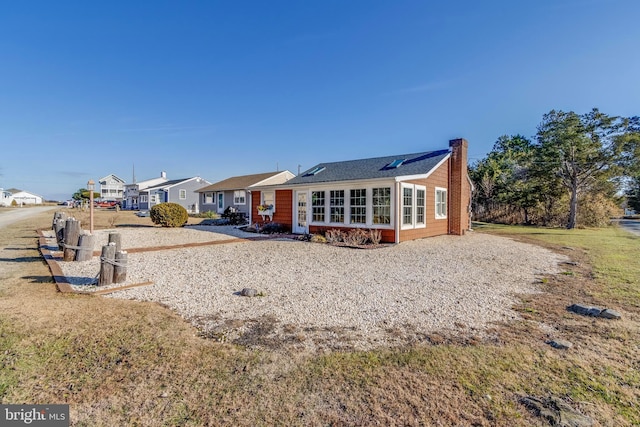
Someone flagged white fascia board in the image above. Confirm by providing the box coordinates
[249,171,295,188]
[393,154,450,183]
[278,176,397,191]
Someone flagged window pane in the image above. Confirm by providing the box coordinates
[372,187,391,224]
[350,189,366,224]
[330,190,344,223]
[416,189,425,224]
[403,187,412,225]
[436,189,447,218]
[312,191,325,222]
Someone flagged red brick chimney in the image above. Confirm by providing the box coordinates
[448,138,471,235]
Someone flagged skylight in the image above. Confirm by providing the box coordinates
[387,159,406,168]
[305,166,326,176]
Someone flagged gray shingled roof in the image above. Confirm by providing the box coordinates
[144,178,192,191]
[285,149,451,185]
[197,171,283,192]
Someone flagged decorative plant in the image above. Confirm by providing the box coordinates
[325,229,344,243]
[257,204,274,212]
[368,229,382,245]
[150,202,189,227]
[343,229,368,246]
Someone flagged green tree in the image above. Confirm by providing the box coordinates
[72,188,99,201]
[535,109,625,229]
[470,135,540,223]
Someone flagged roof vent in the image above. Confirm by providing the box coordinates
[387,159,406,168]
[304,166,326,176]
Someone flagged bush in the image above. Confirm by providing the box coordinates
[260,222,289,234]
[221,206,247,225]
[150,203,188,227]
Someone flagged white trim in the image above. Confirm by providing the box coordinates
[435,187,448,219]
[400,183,427,230]
[233,190,246,205]
[306,184,395,230]
[393,154,450,183]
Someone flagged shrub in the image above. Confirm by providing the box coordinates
[10,199,18,207]
[260,222,289,234]
[368,229,382,245]
[343,229,368,246]
[310,234,327,243]
[150,203,188,227]
[221,206,247,225]
[325,229,344,243]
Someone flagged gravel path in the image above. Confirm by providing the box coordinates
[54,228,567,351]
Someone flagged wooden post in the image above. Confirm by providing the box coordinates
[99,243,117,286]
[108,232,122,253]
[52,211,67,230]
[75,233,96,262]
[113,251,128,283]
[63,218,81,261]
[55,219,66,250]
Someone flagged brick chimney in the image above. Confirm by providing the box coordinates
[448,138,471,235]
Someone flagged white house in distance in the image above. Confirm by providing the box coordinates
[0,189,14,206]
[11,190,44,205]
[122,172,168,210]
[137,176,211,213]
[98,174,125,202]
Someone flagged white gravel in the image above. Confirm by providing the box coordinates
[52,227,567,351]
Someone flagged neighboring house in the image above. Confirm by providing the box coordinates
[0,189,14,206]
[123,172,168,210]
[139,176,211,213]
[98,174,125,202]
[10,190,44,205]
[196,171,295,217]
[251,138,472,243]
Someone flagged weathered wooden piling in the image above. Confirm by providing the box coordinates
[62,218,81,261]
[98,242,117,286]
[75,232,96,262]
[108,232,122,253]
[113,251,128,283]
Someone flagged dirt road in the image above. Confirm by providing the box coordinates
[0,206,58,229]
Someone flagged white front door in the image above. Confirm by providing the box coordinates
[217,193,224,213]
[294,192,308,234]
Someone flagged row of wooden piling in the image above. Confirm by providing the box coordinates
[52,211,127,286]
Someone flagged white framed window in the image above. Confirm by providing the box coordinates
[372,187,391,224]
[416,188,425,226]
[350,189,366,224]
[402,186,413,226]
[179,189,187,200]
[401,184,426,229]
[204,192,213,204]
[435,188,447,219]
[330,190,345,223]
[312,191,325,222]
[140,195,148,203]
[234,190,246,205]
[261,191,275,211]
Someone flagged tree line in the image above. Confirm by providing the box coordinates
[470,108,640,229]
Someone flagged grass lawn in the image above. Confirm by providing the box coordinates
[0,210,638,425]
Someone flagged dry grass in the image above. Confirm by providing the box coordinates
[0,210,639,425]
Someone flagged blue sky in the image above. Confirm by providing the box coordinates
[1,1,638,201]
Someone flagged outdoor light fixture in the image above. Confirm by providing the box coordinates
[87,179,95,233]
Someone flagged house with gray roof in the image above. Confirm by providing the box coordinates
[250,139,471,243]
[196,170,295,217]
[139,176,211,213]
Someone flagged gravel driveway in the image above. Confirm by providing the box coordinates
[56,227,567,351]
